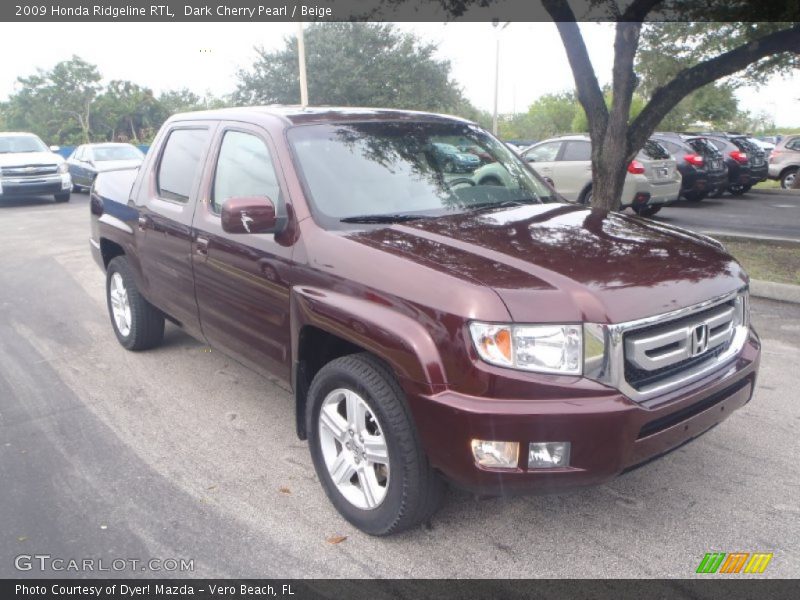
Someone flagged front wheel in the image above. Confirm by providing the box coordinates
[54,192,71,203]
[307,354,444,536]
[106,256,165,351]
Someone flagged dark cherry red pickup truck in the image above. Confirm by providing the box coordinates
[90,107,760,535]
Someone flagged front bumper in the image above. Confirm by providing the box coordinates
[405,330,760,495]
[0,173,71,197]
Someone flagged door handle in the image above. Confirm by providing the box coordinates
[195,236,209,256]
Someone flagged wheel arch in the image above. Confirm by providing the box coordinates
[290,287,446,439]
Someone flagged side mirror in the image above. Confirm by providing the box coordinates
[49,145,60,152]
[221,195,284,234]
[543,176,556,188]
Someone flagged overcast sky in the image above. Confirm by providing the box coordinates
[0,21,797,126]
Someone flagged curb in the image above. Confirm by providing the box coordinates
[749,187,800,196]
[750,279,800,305]
[702,231,800,244]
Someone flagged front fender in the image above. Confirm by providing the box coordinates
[290,286,447,388]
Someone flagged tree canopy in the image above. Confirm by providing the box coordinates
[234,22,474,116]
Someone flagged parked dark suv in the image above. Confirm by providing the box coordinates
[653,133,728,202]
[89,107,761,535]
[703,133,767,195]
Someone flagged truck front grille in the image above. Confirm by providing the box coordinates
[2,164,59,177]
[623,300,737,391]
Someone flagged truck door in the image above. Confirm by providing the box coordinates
[190,123,294,382]
[136,123,215,339]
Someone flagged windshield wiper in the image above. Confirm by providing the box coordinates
[468,199,539,212]
[340,214,430,224]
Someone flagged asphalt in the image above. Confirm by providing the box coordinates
[651,188,800,241]
[1,193,799,578]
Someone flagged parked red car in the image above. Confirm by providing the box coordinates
[90,107,760,535]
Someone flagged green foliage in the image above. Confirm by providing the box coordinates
[570,90,646,132]
[0,58,225,145]
[234,22,472,115]
[636,22,798,133]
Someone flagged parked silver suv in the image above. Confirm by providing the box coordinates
[768,134,800,189]
[518,135,681,216]
[0,132,72,203]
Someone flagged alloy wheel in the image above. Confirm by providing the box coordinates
[318,388,390,510]
[109,272,132,337]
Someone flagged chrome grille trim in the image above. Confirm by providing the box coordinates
[1,164,59,177]
[584,289,749,405]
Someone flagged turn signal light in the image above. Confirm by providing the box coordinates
[729,150,748,164]
[684,153,704,167]
[627,160,645,174]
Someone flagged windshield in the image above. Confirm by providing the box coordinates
[0,135,49,154]
[93,145,144,161]
[288,121,557,229]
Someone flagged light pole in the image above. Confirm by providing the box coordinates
[492,21,510,136]
[297,22,309,107]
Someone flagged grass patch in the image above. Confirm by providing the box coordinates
[753,179,782,190]
[714,237,800,285]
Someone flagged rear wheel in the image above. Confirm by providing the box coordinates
[307,353,444,536]
[54,192,70,203]
[781,168,797,189]
[106,256,165,351]
[683,191,705,202]
[633,205,661,217]
[728,184,746,196]
[579,187,592,205]
[709,187,725,198]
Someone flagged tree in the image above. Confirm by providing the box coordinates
[541,1,800,210]
[235,22,471,115]
[3,56,101,144]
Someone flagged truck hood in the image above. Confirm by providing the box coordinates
[0,151,63,168]
[347,203,747,324]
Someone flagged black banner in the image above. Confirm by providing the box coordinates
[4,579,800,600]
[2,0,799,22]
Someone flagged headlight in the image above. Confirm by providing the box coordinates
[57,162,69,174]
[469,322,582,374]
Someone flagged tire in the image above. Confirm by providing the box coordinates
[683,191,704,202]
[781,168,797,190]
[742,184,752,193]
[54,192,71,203]
[633,205,661,217]
[72,184,82,193]
[709,187,725,198]
[579,186,592,205]
[106,256,165,351]
[307,353,444,536]
[728,184,746,196]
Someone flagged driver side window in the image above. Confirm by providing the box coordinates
[211,131,280,214]
[524,142,561,163]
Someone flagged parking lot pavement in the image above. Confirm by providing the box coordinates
[652,189,800,241]
[1,194,799,578]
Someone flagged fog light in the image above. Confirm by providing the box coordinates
[528,442,571,469]
[471,440,519,469]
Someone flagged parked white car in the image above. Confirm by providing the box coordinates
[515,135,681,216]
[0,132,72,202]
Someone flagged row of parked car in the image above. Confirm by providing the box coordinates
[0,132,145,203]
[499,131,799,217]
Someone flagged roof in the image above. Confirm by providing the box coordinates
[0,132,42,137]
[170,105,474,127]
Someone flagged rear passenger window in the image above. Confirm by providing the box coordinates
[157,128,209,203]
[642,140,670,159]
[561,141,591,161]
[212,131,280,214]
